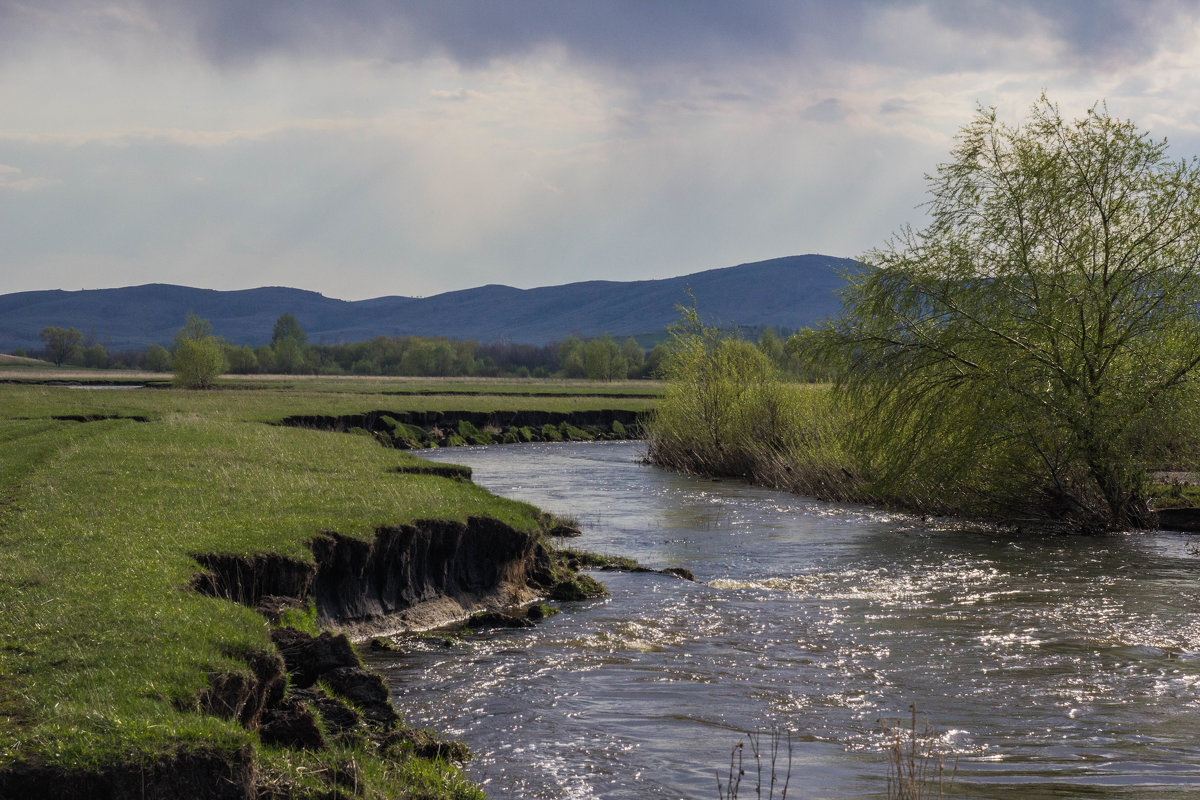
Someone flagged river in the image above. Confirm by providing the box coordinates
[363,440,1200,799]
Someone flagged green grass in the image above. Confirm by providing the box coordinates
[0,377,657,424]
[0,382,579,795]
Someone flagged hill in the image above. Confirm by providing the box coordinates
[0,254,857,351]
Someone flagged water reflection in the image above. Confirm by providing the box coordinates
[365,441,1200,799]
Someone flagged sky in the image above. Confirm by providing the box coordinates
[5,1,1200,300]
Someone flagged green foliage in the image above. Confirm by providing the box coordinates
[81,343,109,369]
[272,336,307,374]
[254,343,277,373]
[648,303,860,499]
[833,96,1200,530]
[172,312,212,351]
[650,304,785,471]
[559,336,587,378]
[145,343,171,372]
[782,328,845,382]
[644,343,669,378]
[621,337,645,375]
[39,326,82,366]
[271,312,307,347]
[172,336,227,389]
[584,335,626,381]
[223,344,258,374]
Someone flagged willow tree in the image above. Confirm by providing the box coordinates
[836,97,1200,530]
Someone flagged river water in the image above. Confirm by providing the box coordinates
[364,441,1200,799]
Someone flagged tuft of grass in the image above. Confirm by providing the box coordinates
[559,548,641,571]
[276,602,321,636]
[257,742,484,800]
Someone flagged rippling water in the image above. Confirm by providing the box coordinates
[364,441,1200,799]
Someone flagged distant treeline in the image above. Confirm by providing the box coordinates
[24,313,830,381]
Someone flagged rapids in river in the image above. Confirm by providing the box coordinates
[363,441,1200,799]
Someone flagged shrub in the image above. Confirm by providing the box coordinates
[648,303,862,501]
[172,337,227,389]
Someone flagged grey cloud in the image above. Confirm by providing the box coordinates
[880,97,915,115]
[0,1,867,71]
[174,0,814,68]
[4,0,1192,77]
[802,98,847,123]
[926,0,1198,68]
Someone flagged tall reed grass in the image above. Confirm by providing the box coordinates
[646,306,865,503]
[880,705,957,800]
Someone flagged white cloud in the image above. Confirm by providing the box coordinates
[0,163,57,191]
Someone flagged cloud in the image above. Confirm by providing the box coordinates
[4,1,1200,302]
[5,1,1193,79]
[0,163,57,191]
[802,98,847,123]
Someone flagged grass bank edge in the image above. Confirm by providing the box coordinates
[0,389,576,794]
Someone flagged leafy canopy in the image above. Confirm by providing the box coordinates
[39,326,82,366]
[835,96,1200,530]
[271,312,307,347]
[171,314,226,389]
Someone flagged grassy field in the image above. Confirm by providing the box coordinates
[0,376,649,797]
[0,372,660,422]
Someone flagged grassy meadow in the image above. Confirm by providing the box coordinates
[0,373,652,797]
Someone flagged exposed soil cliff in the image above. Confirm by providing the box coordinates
[277,408,643,448]
[192,515,567,635]
[1,514,602,800]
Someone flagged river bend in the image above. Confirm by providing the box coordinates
[364,441,1200,799]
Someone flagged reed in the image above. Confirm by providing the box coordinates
[880,705,957,800]
[646,304,866,503]
[716,729,791,800]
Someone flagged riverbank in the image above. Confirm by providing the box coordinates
[0,379,640,798]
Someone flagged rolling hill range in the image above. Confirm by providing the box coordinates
[0,254,858,352]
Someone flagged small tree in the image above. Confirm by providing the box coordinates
[146,343,171,372]
[254,344,277,373]
[271,312,307,347]
[621,337,646,376]
[585,335,626,381]
[224,344,259,374]
[558,336,586,378]
[82,343,109,369]
[173,337,226,388]
[171,315,226,388]
[834,96,1200,530]
[172,312,212,351]
[272,336,305,374]
[40,326,82,366]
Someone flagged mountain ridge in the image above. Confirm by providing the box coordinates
[0,254,858,351]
